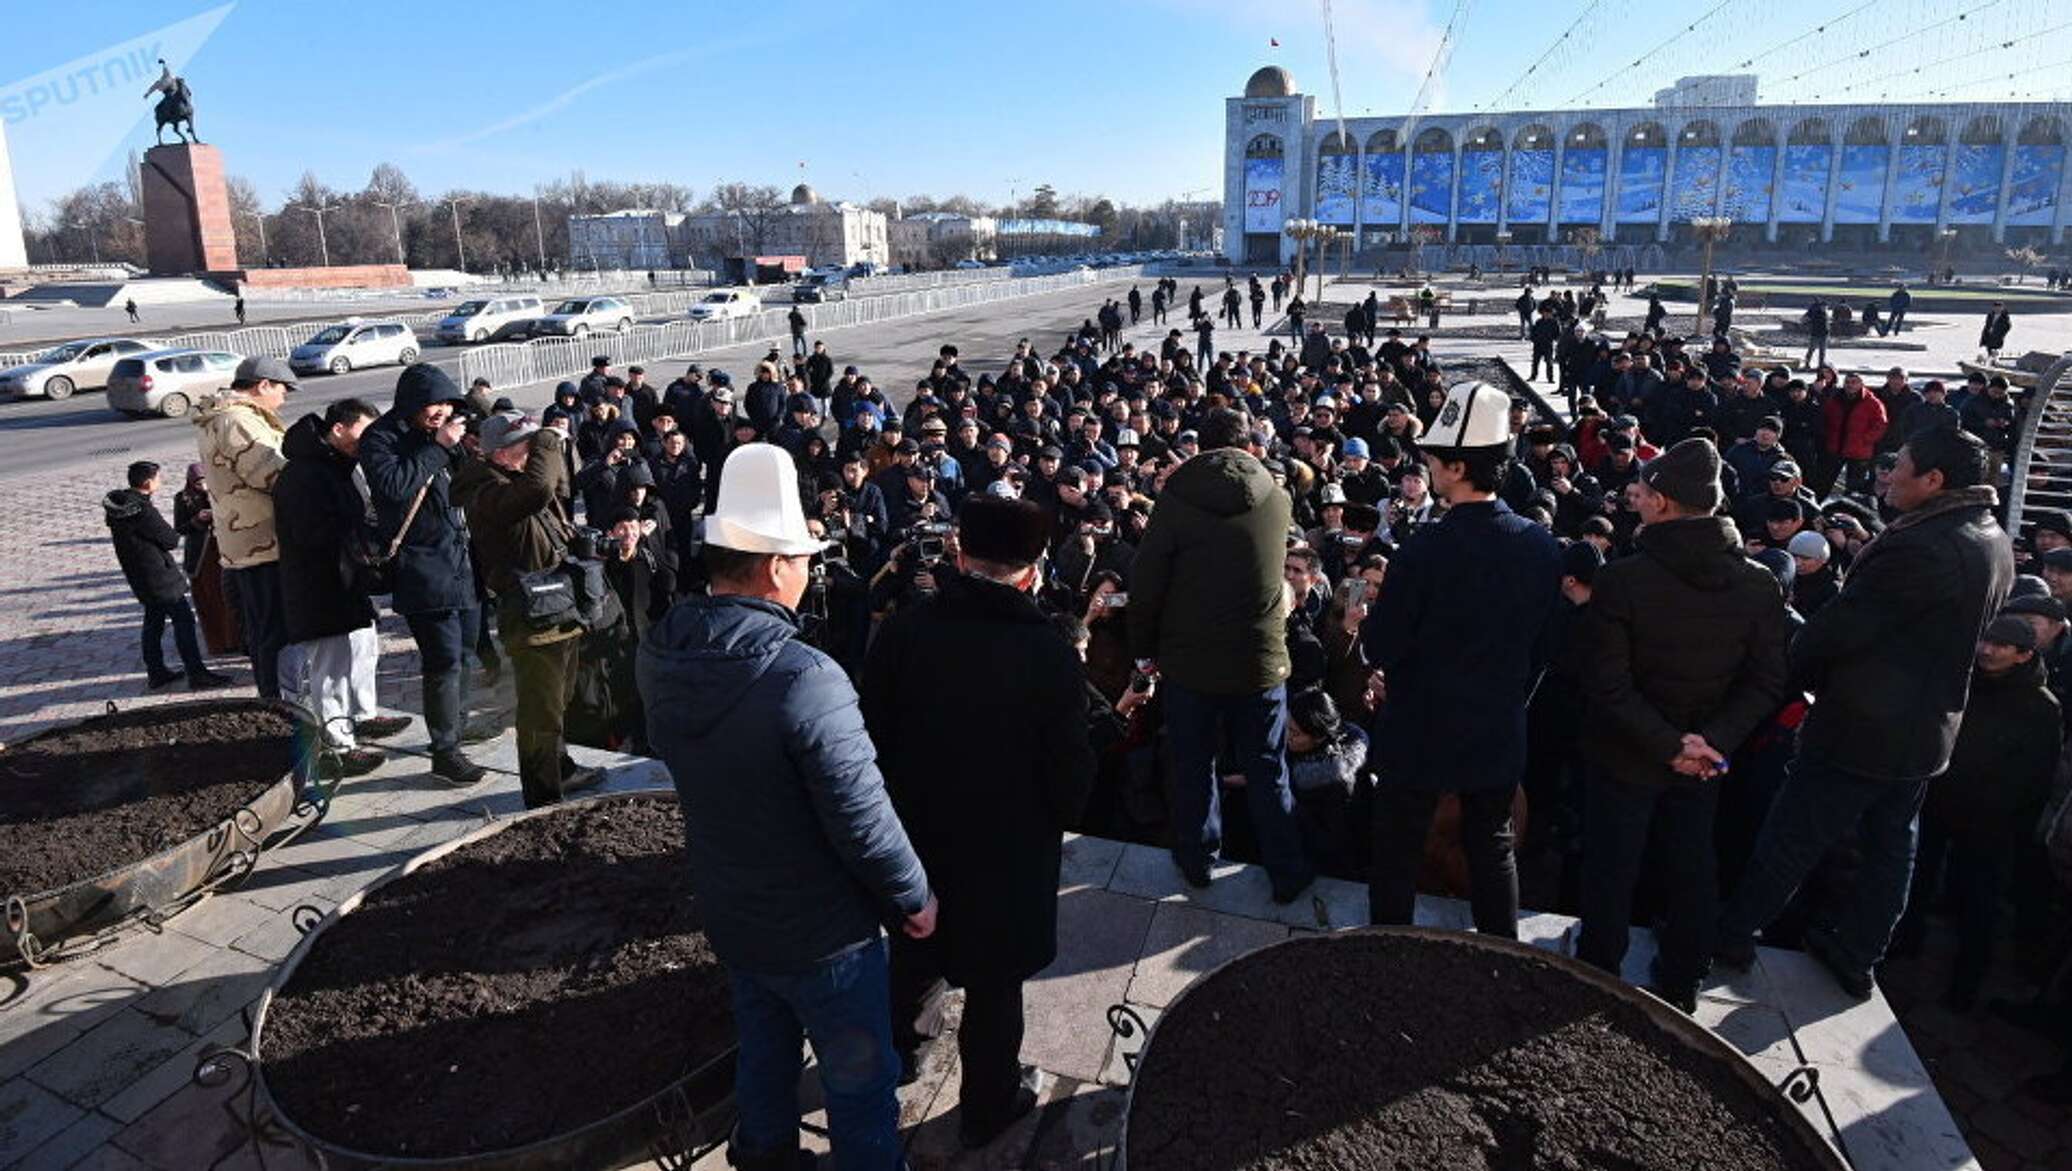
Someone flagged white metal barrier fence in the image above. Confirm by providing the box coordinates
[459,266,1144,390]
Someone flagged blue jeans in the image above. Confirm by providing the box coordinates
[405,606,477,755]
[730,938,905,1171]
[1717,755,1931,976]
[1162,681,1313,891]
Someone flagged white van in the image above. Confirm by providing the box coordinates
[436,295,545,344]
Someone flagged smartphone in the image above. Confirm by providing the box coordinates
[1105,592,1130,608]
[1129,671,1154,694]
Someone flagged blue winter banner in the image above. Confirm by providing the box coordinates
[1505,149,1554,223]
[1834,145,1887,224]
[1558,148,1606,224]
[1315,155,1357,224]
[1244,157,1286,233]
[2008,144,2066,227]
[1361,152,1405,226]
[1671,146,1722,222]
[1778,145,1829,223]
[1891,145,1944,223]
[1409,151,1454,224]
[1457,151,1503,223]
[1946,144,2003,225]
[1616,147,1666,223]
[1723,146,1775,223]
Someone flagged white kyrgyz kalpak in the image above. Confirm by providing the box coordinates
[704,443,829,555]
[1421,380,1514,452]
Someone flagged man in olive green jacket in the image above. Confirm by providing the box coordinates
[1129,407,1312,901]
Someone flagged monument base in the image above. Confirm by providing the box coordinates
[224,265,412,290]
[141,143,237,276]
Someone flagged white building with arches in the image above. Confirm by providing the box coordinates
[1224,66,2071,266]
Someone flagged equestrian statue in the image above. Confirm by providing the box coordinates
[143,59,200,146]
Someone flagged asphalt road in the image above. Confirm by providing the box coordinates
[0,275,1151,484]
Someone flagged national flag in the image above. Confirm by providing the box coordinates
[1269,37,1280,47]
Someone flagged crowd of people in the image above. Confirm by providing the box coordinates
[97,273,2072,1168]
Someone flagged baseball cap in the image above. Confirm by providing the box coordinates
[1768,460,1801,480]
[232,355,298,390]
[986,435,1012,451]
[1343,437,1371,459]
[479,410,539,450]
[2042,548,2072,573]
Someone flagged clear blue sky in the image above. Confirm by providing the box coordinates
[5,0,2069,216]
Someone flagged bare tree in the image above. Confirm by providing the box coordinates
[2008,245,2045,284]
[702,182,788,255]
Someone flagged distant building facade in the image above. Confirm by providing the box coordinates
[567,209,684,270]
[1224,65,2072,265]
[679,185,889,269]
[890,211,998,268]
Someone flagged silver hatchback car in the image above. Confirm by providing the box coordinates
[106,349,243,418]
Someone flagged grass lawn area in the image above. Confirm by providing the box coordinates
[1653,278,2066,304]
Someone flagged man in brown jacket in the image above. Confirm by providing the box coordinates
[193,356,295,697]
[453,411,596,808]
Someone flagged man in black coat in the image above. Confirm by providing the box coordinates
[274,399,402,775]
[1719,425,2015,998]
[1576,439,1791,1011]
[1362,382,1563,936]
[862,497,1095,1150]
[104,460,229,690]
[359,364,485,785]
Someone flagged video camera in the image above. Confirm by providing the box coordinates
[900,521,953,566]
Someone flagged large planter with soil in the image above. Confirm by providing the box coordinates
[1119,929,1846,1171]
[239,792,736,1169]
[2,698,313,966]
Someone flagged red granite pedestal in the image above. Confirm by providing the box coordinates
[141,143,238,276]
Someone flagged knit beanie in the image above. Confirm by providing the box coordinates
[1640,437,1723,513]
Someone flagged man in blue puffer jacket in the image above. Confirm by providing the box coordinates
[640,443,934,1171]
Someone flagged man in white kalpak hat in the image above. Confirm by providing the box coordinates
[1359,382,1564,938]
[638,443,935,1171]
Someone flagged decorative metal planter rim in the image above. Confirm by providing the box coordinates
[240,790,734,1170]
[1113,926,1849,1171]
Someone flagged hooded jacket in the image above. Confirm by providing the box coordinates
[639,594,930,973]
[1793,485,2013,780]
[104,488,187,604]
[1581,515,1792,783]
[274,413,378,644]
[1128,447,1292,694]
[359,365,475,615]
[192,393,287,569]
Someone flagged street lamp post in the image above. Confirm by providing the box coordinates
[442,197,470,272]
[1936,227,1958,280]
[531,191,548,274]
[1283,217,1319,299]
[1690,216,1733,333]
[66,221,100,265]
[295,200,340,267]
[368,199,416,265]
[239,210,269,266]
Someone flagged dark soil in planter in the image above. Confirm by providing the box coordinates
[1126,932,1830,1171]
[260,796,732,1160]
[0,700,300,895]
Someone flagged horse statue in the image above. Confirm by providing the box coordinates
[143,59,199,146]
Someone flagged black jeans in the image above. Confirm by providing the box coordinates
[1578,772,1720,990]
[505,632,578,808]
[406,606,478,756]
[225,563,286,699]
[1530,347,1555,382]
[141,596,208,678]
[888,933,1025,1129]
[1900,813,2006,999]
[1370,785,1519,937]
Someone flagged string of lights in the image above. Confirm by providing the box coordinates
[1769,0,2006,87]
[1567,0,1739,105]
[1730,0,1880,71]
[1480,0,1603,112]
[1795,17,2072,100]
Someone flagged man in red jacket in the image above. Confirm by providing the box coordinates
[1817,373,1888,498]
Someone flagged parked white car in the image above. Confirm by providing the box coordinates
[290,320,421,376]
[436,295,544,343]
[686,290,763,322]
[105,348,242,418]
[0,337,154,400]
[532,296,635,337]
